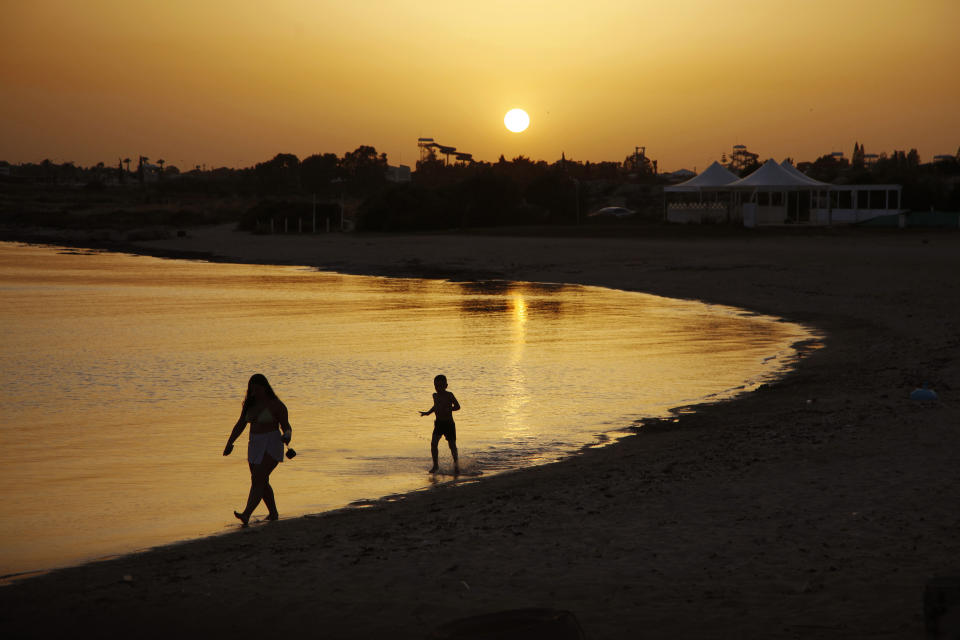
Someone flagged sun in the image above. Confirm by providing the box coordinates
[504,108,530,133]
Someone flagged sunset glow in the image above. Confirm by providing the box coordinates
[1,0,958,170]
[504,109,530,133]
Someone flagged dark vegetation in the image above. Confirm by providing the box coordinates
[1,143,958,236]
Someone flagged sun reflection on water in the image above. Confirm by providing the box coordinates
[502,292,532,441]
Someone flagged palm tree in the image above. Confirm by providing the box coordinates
[138,156,148,184]
[157,158,165,178]
[123,157,131,174]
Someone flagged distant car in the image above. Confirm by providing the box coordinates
[588,206,636,218]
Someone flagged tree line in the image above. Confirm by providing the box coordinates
[2,143,958,231]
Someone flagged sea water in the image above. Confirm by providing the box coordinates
[0,241,815,577]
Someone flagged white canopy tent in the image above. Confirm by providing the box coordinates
[726,159,832,226]
[727,159,825,189]
[663,161,740,223]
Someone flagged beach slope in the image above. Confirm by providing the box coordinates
[1,226,959,639]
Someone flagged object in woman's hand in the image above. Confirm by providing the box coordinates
[285,448,297,459]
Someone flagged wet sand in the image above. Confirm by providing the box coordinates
[1,225,959,638]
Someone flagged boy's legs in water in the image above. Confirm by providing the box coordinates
[429,435,460,475]
[448,437,459,474]
[429,422,459,475]
[429,431,441,473]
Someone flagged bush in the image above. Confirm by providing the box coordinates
[357,184,449,231]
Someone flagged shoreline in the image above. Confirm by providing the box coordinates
[0,232,821,580]
[1,225,959,638]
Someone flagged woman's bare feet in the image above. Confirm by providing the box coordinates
[428,465,439,473]
[234,510,250,526]
[266,512,279,521]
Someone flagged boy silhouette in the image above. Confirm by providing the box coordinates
[420,374,460,474]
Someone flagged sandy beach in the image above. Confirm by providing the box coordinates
[1,224,959,639]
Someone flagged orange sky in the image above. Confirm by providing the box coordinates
[2,0,958,172]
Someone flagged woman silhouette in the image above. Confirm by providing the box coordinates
[223,373,292,525]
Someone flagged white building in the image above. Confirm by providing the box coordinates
[664,159,904,227]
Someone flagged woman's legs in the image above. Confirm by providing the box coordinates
[262,480,278,520]
[236,456,280,524]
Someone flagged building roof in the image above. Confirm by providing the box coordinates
[663,161,740,192]
[728,159,828,189]
[779,160,829,186]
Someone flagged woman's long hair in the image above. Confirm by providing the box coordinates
[242,373,279,413]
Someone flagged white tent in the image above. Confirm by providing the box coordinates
[664,161,739,192]
[725,159,829,226]
[663,161,739,223]
[727,159,821,189]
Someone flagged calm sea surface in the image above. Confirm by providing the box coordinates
[0,241,814,577]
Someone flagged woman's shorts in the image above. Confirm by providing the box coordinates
[248,430,284,464]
